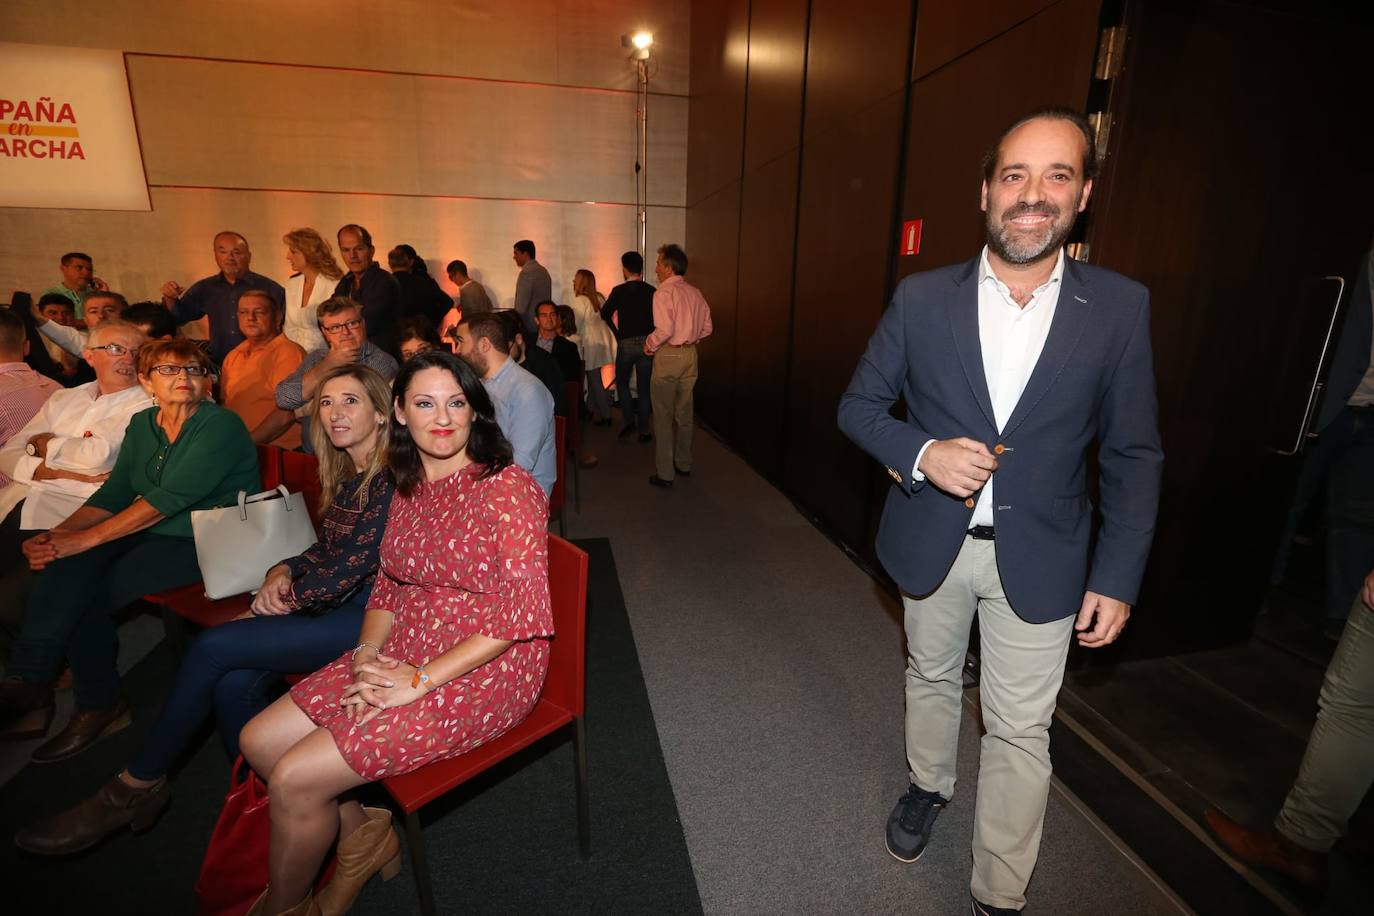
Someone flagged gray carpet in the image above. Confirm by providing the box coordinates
[565,419,1186,915]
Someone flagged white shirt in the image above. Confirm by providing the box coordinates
[0,381,152,529]
[913,247,1065,528]
[38,320,89,357]
[281,272,335,354]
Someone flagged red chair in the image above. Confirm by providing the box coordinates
[549,416,567,536]
[382,534,589,916]
[280,450,324,528]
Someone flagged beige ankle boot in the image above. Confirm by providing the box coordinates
[246,889,322,916]
[315,806,402,916]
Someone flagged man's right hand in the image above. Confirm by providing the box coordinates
[326,345,362,367]
[160,280,183,302]
[917,438,998,498]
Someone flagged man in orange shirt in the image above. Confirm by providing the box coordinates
[220,290,305,448]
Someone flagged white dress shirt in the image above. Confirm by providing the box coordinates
[914,247,1065,528]
[38,320,89,357]
[0,381,153,529]
[281,272,335,354]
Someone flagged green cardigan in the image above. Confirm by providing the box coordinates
[86,403,259,538]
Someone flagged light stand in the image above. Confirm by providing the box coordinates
[623,31,654,266]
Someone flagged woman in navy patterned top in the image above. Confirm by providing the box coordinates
[16,365,396,857]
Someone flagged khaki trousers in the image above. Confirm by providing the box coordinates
[649,343,698,480]
[902,537,1075,909]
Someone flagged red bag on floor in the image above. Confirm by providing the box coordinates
[195,757,336,916]
[195,756,271,916]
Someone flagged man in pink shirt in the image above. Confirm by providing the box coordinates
[644,243,712,488]
[0,310,61,471]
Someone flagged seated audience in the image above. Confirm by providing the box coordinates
[397,316,442,362]
[453,313,556,495]
[221,291,306,448]
[34,290,129,358]
[15,365,397,858]
[281,228,344,355]
[387,244,450,328]
[534,300,582,390]
[334,224,401,357]
[122,301,178,340]
[40,251,107,321]
[497,309,568,417]
[446,259,493,316]
[276,297,399,453]
[0,319,150,678]
[0,309,61,450]
[34,294,92,386]
[0,339,258,761]
[238,350,552,916]
[162,231,285,363]
[570,269,618,425]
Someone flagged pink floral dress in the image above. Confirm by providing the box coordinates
[291,463,553,780]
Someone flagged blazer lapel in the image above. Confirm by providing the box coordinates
[948,260,997,431]
[1001,260,1093,437]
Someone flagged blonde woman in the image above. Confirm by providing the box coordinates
[570,269,618,424]
[282,228,345,353]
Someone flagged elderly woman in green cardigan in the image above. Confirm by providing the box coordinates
[0,338,258,762]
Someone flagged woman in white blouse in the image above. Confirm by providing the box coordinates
[569,269,618,424]
[281,228,344,353]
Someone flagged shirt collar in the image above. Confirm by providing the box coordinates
[0,361,34,374]
[978,246,1065,301]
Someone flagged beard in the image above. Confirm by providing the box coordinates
[986,199,1080,265]
[459,349,488,377]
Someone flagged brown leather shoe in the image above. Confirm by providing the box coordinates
[15,774,170,855]
[315,806,402,916]
[0,678,56,740]
[1205,808,1329,889]
[30,699,132,764]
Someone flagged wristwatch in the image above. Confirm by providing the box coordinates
[24,442,38,457]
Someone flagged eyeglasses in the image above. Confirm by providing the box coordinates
[88,343,135,357]
[149,364,211,377]
[323,318,364,334]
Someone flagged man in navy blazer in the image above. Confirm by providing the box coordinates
[838,108,1163,914]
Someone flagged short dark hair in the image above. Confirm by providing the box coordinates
[982,106,1099,182]
[60,252,92,266]
[337,224,374,248]
[387,349,513,496]
[556,304,577,336]
[446,259,468,277]
[37,293,74,311]
[84,290,129,312]
[535,299,558,316]
[397,316,441,348]
[124,301,177,339]
[621,250,644,274]
[513,239,536,258]
[657,243,688,277]
[496,310,526,346]
[462,312,510,354]
[0,308,26,351]
[316,296,362,330]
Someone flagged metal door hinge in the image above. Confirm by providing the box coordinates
[1067,242,1091,262]
[1088,111,1112,159]
[1095,26,1127,80]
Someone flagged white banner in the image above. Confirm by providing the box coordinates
[0,41,150,211]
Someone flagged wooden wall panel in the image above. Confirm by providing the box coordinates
[911,0,1062,79]
[686,0,750,205]
[897,0,1100,283]
[126,56,687,206]
[741,0,808,172]
[0,0,692,95]
[800,0,913,143]
[687,182,743,433]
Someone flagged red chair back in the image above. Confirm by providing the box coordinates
[549,416,566,520]
[544,534,588,716]
[256,444,283,490]
[280,450,324,528]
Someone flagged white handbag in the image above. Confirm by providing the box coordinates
[191,485,319,600]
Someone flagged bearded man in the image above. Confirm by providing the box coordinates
[837,108,1163,915]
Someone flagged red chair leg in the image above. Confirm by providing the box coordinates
[404,809,438,916]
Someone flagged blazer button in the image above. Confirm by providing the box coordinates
[964,498,975,508]
[994,444,1005,455]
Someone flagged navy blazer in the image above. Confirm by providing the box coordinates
[838,255,1163,623]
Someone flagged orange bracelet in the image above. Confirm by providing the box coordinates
[410,664,433,692]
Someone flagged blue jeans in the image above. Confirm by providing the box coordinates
[127,593,366,779]
[1326,406,1374,621]
[9,532,201,709]
[615,335,654,433]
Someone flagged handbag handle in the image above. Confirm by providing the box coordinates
[229,755,262,803]
[236,485,294,522]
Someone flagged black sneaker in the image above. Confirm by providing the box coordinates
[971,898,1019,915]
[885,783,947,863]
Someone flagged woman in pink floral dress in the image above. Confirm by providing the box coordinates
[240,350,553,916]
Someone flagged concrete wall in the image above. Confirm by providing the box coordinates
[0,0,688,309]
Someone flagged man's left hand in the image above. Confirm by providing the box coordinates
[1075,591,1131,648]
